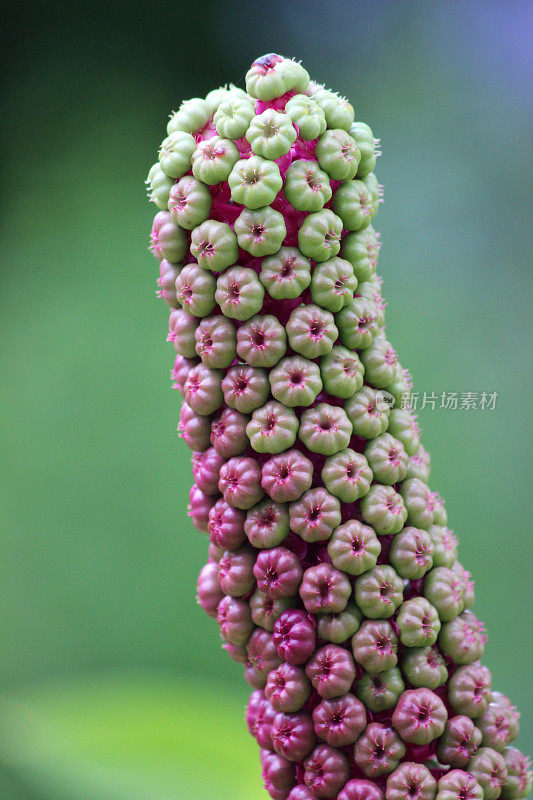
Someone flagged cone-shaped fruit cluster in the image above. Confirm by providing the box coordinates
[146,54,530,800]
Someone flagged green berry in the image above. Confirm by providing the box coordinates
[246,401,299,454]
[175,263,217,317]
[317,603,362,644]
[315,129,360,180]
[363,172,381,210]
[191,136,240,185]
[215,267,265,321]
[360,484,407,535]
[387,408,420,457]
[355,565,404,619]
[319,346,364,399]
[322,450,373,503]
[310,257,357,312]
[168,176,212,230]
[351,620,399,673]
[285,94,326,141]
[221,365,270,413]
[151,211,188,262]
[195,314,237,368]
[438,611,485,665]
[214,96,255,139]
[344,385,390,439]
[286,304,338,359]
[298,209,343,262]
[401,478,435,530]
[228,156,283,209]
[359,336,398,388]
[468,748,508,800]
[245,54,309,101]
[190,220,239,272]
[269,356,322,407]
[158,130,196,178]
[146,162,174,209]
[333,179,376,232]
[245,498,290,549]
[328,520,381,576]
[396,597,441,647]
[298,403,353,455]
[364,432,408,485]
[389,526,433,579]
[313,89,355,131]
[401,646,448,690]
[183,363,224,415]
[349,121,377,178]
[283,160,332,212]
[237,314,287,368]
[234,206,286,256]
[249,590,292,631]
[424,566,465,622]
[356,667,405,713]
[167,98,210,135]
[405,444,431,482]
[246,108,297,159]
[358,278,386,328]
[169,308,199,358]
[259,247,311,300]
[289,488,341,543]
[340,225,380,283]
[336,296,379,350]
[428,525,458,568]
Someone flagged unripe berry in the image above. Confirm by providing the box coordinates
[286,304,338,359]
[354,723,406,777]
[285,93,326,140]
[195,314,237,368]
[260,247,312,300]
[214,95,255,139]
[150,210,187,263]
[467,747,508,800]
[300,563,352,614]
[289,488,341,543]
[351,620,398,673]
[448,663,492,718]
[250,590,293,632]
[360,484,407,535]
[389,526,433,579]
[340,225,380,283]
[228,155,283,209]
[349,121,378,178]
[273,609,316,666]
[354,565,404,619]
[261,450,314,503]
[391,687,447,745]
[246,108,297,159]
[234,206,287,256]
[298,403,353,455]
[401,645,448,690]
[336,297,379,350]
[245,499,290,549]
[356,667,404,713]
[167,98,210,135]
[298,209,343,262]
[269,356,323,408]
[320,346,364,398]
[316,603,362,643]
[396,596,441,647]
[190,219,239,272]
[284,160,332,212]
[191,136,240,184]
[222,364,270,413]
[316,129,360,180]
[436,770,483,800]
[338,780,384,800]
[215,266,265,320]
[321,449,373,502]
[364,432,408,485]
[158,130,196,178]
[328,520,381,575]
[168,175,212,229]
[146,162,174,209]
[237,314,287,368]
[436,715,483,768]
[313,88,354,131]
[385,762,437,800]
[176,263,217,317]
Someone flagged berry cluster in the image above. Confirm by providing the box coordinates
[146,54,530,800]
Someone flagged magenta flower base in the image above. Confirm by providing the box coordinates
[145,54,531,800]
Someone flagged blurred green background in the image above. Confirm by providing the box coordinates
[1,1,531,797]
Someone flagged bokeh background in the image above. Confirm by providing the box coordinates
[1,1,532,797]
